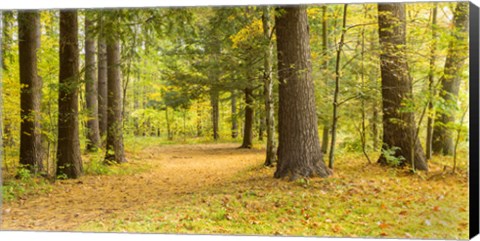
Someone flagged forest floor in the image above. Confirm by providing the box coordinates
[1,140,469,239]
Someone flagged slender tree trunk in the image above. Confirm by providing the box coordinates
[320,5,329,156]
[240,87,254,148]
[377,3,428,171]
[97,15,108,139]
[432,2,468,156]
[263,6,277,166]
[210,88,220,140]
[274,6,331,180]
[328,4,348,169]
[57,10,83,178]
[104,28,126,164]
[18,11,43,174]
[166,107,173,140]
[258,110,265,141]
[231,90,238,139]
[2,11,14,148]
[196,102,203,137]
[426,4,438,160]
[85,15,101,151]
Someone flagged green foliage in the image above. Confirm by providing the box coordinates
[381,145,405,167]
[2,168,52,202]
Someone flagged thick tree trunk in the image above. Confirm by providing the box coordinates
[84,15,101,151]
[432,2,468,156]
[18,11,43,174]
[274,6,331,180]
[231,90,238,139]
[210,88,220,140]
[377,3,428,171]
[426,4,437,160]
[97,22,108,138]
[240,87,254,148]
[104,36,126,164]
[263,6,277,166]
[57,10,83,178]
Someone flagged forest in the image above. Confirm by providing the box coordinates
[0,2,470,239]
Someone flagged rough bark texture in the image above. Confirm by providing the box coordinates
[274,6,331,180]
[18,11,43,173]
[210,88,220,140]
[105,37,126,164]
[85,16,101,151]
[231,91,238,139]
[57,10,83,178]
[262,7,277,165]
[432,2,468,156]
[240,87,254,148]
[97,32,108,138]
[377,3,428,171]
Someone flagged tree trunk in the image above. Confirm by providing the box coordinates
[320,5,329,156]
[432,2,468,156]
[426,4,438,160]
[166,107,173,140]
[231,90,238,139]
[258,115,265,141]
[240,87,254,148]
[274,6,331,180]
[84,15,101,151]
[97,17,108,139]
[1,11,14,148]
[210,88,220,140]
[18,11,43,174]
[263,6,277,166]
[196,102,203,137]
[377,3,427,171]
[104,33,126,164]
[328,4,348,169]
[57,10,83,178]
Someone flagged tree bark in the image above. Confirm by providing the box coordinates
[18,11,43,174]
[231,90,238,139]
[97,16,108,139]
[57,10,83,178]
[104,34,126,164]
[1,12,14,148]
[240,87,254,148]
[377,3,428,171]
[84,15,101,151]
[432,2,468,156]
[274,6,331,180]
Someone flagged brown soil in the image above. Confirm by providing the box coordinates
[1,143,264,231]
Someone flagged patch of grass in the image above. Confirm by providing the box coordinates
[83,150,150,176]
[1,168,53,203]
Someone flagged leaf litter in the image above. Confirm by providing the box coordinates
[1,143,469,239]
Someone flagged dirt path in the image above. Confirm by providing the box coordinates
[1,143,264,231]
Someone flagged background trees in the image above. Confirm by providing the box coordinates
[0,3,470,180]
